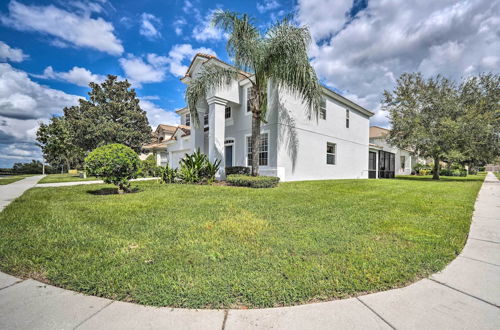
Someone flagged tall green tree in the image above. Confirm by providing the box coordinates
[457,73,500,167]
[64,75,152,153]
[185,11,322,176]
[36,116,85,172]
[384,73,461,180]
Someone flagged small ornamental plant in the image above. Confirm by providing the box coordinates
[85,144,141,193]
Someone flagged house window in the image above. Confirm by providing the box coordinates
[225,106,231,119]
[247,87,256,112]
[247,133,268,166]
[346,109,350,128]
[400,156,406,171]
[185,113,191,126]
[319,97,326,120]
[204,112,209,126]
[326,142,336,165]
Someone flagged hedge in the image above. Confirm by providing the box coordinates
[227,174,280,188]
[225,166,250,175]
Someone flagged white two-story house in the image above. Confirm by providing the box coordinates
[147,53,375,181]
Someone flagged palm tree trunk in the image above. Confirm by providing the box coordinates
[251,111,261,176]
[432,156,440,180]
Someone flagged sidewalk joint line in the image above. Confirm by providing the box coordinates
[468,237,500,245]
[428,278,499,308]
[73,300,114,329]
[356,297,397,329]
[0,279,25,292]
[221,309,229,330]
[458,255,500,268]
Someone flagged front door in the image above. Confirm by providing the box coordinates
[225,145,233,168]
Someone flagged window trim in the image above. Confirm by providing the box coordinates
[245,131,270,168]
[185,113,191,127]
[225,106,232,119]
[326,142,336,165]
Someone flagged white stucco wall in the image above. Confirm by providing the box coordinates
[370,137,413,175]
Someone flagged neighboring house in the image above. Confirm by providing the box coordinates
[368,126,417,178]
[147,53,375,181]
[141,124,177,165]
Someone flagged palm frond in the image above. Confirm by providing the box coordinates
[185,64,239,127]
[212,10,261,73]
[263,18,322,119]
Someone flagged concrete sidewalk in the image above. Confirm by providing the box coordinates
[0,173,499,329]
[0,175,45,212]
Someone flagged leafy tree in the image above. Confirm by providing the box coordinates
[85,144,141,193]
[65,75,152,153]
[36,116,85,172]
[12,160,49,174]
[384,73,461,180]
[457,73,500,168]
[186,11,322,176]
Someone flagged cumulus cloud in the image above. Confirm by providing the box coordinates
[0,63,81,166]
[35,66,107,87]
[297,0,500,127]
[139,99,179,128]
[0,40,27,62]
[173,17,187,36]
[119,44,216,84]
[257,0,281,13]
[140,13,162,39]
[1,0,123,55]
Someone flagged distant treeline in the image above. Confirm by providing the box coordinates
[0,160,59,175]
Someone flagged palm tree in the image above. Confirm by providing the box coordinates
[186,11,322,176]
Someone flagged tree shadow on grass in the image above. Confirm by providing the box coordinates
[395,176,485,182]
[87,186,141,195]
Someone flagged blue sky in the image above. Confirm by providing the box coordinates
[0,0,499,167]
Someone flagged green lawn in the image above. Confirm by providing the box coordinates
[0,174,34,185]
[38,173,98,183]
[495,172,500,180]
[0,175,484,308]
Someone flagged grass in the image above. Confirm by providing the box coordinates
[38,173,98,183]
[0,175,484,308]
[0,174,34,185]
[495,172,500,180]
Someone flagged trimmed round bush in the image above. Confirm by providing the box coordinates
[85,144,140,193]
[227,174,280,188]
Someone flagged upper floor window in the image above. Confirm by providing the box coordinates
[247,133,268,166]
[319,97,326,120]
[185,113,191,126]
[326,142,336,165]
[346,109,350,128]
[204,112,209,126]
[247,87,256,112]
[225,106,231,119]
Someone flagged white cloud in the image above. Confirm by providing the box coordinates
[191,8,227,42]
[36,66,106,87]
[120,44,216,84]
[0,63,81,166]
[0,40,27,62]
[119,55,165,84]
[257,0,280,13]
[182,0,193,14]
[0,63,80,120]
[139,99,179,128]
[140,13,162,39]
[173,17,187,36]
[297,0,500,127]
[1,0,123,55]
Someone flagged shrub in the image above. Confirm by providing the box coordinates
[227,174,280,188]
[85,144,140,193]
[440,169,467,177]
[178,149,221,184]
[141,154,160,177]
[158,164,178,184]
[226,166,250,175]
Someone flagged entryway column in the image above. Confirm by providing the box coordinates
[207,97,227,178]
[192,108,206,153]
